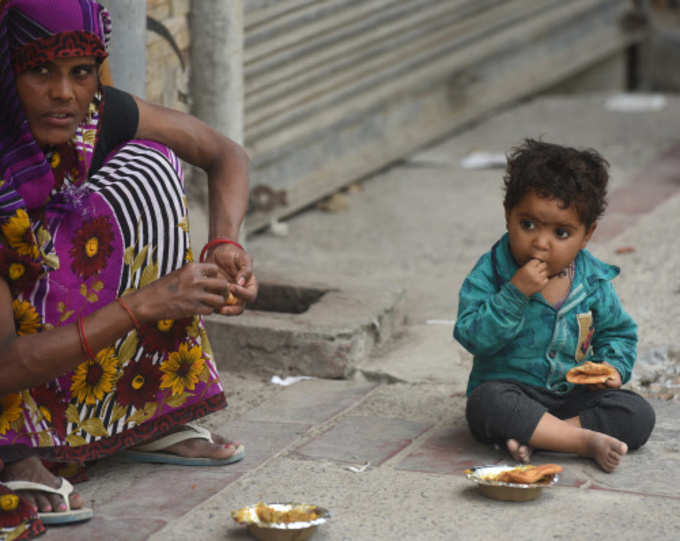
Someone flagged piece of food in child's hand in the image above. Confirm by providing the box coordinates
[226,292,238,305]
[566,361,618,384]
[494,464,563,484]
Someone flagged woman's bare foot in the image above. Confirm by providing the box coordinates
[506,438,532,463]
[141,426,241,460]
[584,431,628,472]
[0,456,84,513]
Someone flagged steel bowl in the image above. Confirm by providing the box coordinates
[464,465,559,502]
[232,502,330,541]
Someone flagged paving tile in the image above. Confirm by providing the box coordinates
[593,143,680,242]
[219,419,313,472]
[46,516,167,541]
[588,484,680,500]
[294,415,431,466]
[96,466,242,518]
[607,182,680,215]
[395,426,504,474]
[242,379,377,424]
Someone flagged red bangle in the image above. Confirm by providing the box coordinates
[77,316,96,360]
[117,297,140,330]
[199,237,244,263]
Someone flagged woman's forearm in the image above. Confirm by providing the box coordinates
[0,299,135,394]
[207,139,250,241]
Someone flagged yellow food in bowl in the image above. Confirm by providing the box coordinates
[232,502,321,525]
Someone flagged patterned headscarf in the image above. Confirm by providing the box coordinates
[0,0,111,279]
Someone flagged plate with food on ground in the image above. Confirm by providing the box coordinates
[464,463,562,502]
[232,502,330,541]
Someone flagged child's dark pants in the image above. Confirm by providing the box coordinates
[466,380,655,450]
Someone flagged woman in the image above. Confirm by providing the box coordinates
[0,0,257,531]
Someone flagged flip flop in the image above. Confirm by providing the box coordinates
[118,423,245,466]
[4,477,94,525]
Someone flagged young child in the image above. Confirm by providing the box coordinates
[454,139,655,473]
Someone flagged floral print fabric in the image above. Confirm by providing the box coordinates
[0,484,45,541]
[0,140,226,462]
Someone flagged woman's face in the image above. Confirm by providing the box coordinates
[15,56,98,148]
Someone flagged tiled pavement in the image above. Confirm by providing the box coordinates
[47,379,680,540]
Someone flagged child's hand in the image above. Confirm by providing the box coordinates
[511,258,549,296]
[588,362,622,390]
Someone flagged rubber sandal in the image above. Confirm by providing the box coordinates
[118,423,245,466]
[4,478,93,525]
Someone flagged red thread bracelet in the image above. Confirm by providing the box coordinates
[116,297,140,330]
[199,237,244,263]
[77,316,96,360]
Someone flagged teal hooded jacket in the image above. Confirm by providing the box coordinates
[454,233,637,396]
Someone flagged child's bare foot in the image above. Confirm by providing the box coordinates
[585,431,628,472]
[506,438,532,463]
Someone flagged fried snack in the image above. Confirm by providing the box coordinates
[495,464,563,484]
[232,507,252,524]
[566,361,618,384]
[232,503,321,525]
[254,503,320,524]
[226,292,239,305]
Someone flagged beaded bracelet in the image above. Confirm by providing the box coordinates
[116,297,140,330]
[77,316,96,360]
[199,237,244,263]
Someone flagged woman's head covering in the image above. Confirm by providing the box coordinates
[0,0,111,280]
[6,0,110,75]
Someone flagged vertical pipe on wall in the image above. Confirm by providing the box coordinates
[103,0,147,98]
[189,0,244,143]
[189,0,246,244]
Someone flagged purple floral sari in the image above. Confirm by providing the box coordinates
[0,0,226,464]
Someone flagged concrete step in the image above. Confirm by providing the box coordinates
[204,272,408,379]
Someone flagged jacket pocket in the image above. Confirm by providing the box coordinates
[575,311,594,362]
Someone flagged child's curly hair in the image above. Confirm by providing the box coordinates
[503,139,609,228]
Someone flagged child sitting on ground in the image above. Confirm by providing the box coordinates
[453,139,655,473]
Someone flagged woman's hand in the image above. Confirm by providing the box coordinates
[207,243,258,315]
[126,262,232,323]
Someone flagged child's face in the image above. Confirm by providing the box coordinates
[505,191,595,275]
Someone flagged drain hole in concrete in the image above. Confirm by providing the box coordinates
[248,283,328,314]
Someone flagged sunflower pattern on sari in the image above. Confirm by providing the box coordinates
[0,141,226,461]
[0,484,45,541]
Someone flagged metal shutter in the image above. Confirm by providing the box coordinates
[243,0,639,231]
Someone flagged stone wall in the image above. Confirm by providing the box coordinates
[145,0,191,112]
